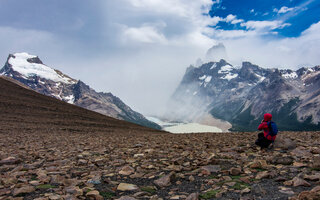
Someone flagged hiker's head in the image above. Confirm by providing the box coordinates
[264,113,272,122]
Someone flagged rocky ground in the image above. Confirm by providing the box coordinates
[1,131,320,200]
[1,75,320,200]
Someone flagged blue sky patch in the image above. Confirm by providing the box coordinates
[209,0,320,37]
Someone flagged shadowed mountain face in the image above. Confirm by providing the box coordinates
[0,53,161,130]
[0,76,162,134]
[169,59,320,131]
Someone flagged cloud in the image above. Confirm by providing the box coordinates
[208,29,258,39]
[278,6,295,14]
[222,20,320,69]
[125,0,214,18]
[241,20,291,30]
[225,14,244,24]
[121,24,168,44]
[274,6,296,14]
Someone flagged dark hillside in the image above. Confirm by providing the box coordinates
[0,76,162,134]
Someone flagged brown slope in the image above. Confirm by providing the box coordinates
[0,76,162,134]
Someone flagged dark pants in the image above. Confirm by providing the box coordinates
[255,133,273,149]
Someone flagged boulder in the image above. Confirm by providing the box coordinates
[186,193,199,200]
[272,155,294,165]
[273,136,296,150]
[154,172,175,187]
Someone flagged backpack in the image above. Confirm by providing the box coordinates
[267,121,278,137]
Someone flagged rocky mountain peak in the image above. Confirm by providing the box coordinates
[1,53,161,130]
[205,43,228,62]
[169,58,320,131]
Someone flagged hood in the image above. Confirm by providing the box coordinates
[264,113,272,122]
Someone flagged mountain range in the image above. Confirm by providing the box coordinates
[168,56,320,131]
[0,53,161,130]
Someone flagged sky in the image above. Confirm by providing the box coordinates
[0,0,319,115]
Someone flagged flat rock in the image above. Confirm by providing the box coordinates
[13,186,35,196]
[200,165,221,175]
[116,196,137,200]
[117,183,139,191]
[292,177,311,187]
[0,157,21,165]
[154,172,175,187]
[186,193,199,200]
[241,188,251,194]
[230,167,242,176]
[86,190,104,200]
[256,171,269,180]
[119,165,135,176]
[278,187,294,195]
[304,173,320,181]
[49,194,61,200]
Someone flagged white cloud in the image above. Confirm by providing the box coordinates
[277,6,295,14]
[230,19,244,24]
[210,16,223,26]
[122,24,168,44]
[224,14,244,24]
[225,14,236,22]
[208,29,258,39]
[241,20,291,30]
[126,0,214,18]
[222,20,320,69]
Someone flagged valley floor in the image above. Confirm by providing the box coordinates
[1,130,320,200]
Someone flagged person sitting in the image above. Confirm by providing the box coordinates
[255,113,278,149]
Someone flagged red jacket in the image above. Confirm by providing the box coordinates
[258,113,276,141]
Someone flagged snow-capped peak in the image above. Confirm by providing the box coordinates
[13,52,37,60]
[8,52,75,84]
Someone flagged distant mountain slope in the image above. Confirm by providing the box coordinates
[169,59,320,131]
[0,76,162,133]
[0,53,161,130]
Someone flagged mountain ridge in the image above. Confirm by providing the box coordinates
[168,59,320,131]
[0,52,161,130]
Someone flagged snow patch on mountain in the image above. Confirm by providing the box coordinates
[210,63,217,70]
[255,73,266,82]
[204,76,212,83]
[282,71,298,79]
[218,65,234,74]
[221,73,238,81]
[199,75,206,80]
[9,53,75,84]
[64,95,75,104]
